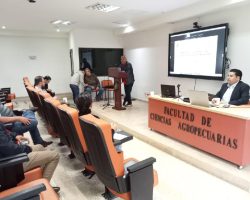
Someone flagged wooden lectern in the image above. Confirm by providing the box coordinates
[108,67,127,110]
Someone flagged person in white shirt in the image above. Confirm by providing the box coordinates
[213,69,249,105]
[70,68,85,103]
[34,76,45,92]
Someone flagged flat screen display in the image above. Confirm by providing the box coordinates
[168,23,229,80]
[79,48,123,76]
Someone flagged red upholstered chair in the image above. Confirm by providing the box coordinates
[30,89,49,119]
[23,77,32,87]
[23,77,33,101]
[43,98,69,143]
[57,105,95,177]
[25,86,41,110]
[0,153,59,200]
[101,80,115,100]
[0,179,59,200]
[79,114,158,200]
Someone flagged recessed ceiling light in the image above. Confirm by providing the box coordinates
[56,28,60,32]
[123,26,135,34]
[86,3,120,13]
[51,20,72,26]
[229,0,246,3]
[112,21,129,27]
[62,21,71,25]
[1,25,6,29]
[51,20,63,25]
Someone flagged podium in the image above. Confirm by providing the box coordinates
[108,67,127,110]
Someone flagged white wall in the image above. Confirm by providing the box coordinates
[0,34,71,97]
[121,4,250,100]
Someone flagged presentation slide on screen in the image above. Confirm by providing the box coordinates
[173,36,219,76]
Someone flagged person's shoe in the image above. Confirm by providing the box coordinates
[123,101,126,106]
[41,140,53,147]
[125,103,132,107]
[96,96,102,101]
[52,186,60,193]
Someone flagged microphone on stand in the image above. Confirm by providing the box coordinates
[177,84,181,97]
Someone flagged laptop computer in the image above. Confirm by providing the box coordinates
[188,90,211,107]
[161,84,176,98]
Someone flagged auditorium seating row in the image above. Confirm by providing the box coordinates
[17,76,159,200]
[0,82,59,199]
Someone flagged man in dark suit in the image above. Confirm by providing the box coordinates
[213,69,249,105]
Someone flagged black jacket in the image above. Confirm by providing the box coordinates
[120,62,135,85]
[215,81,250,105]
[0,123,32,158]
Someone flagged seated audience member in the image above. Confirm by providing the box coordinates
[34,75,45,92]
[43,75,55,97]
[0,103,52,147]
[75,94,92,116]
[75,95,122,152]
[0,123,60,191]
[212,69,250,105]
[70,67,85,103]
[84,67,104,101]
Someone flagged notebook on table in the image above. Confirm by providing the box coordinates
[188,90,212,107]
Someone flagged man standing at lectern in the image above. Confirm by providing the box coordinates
[120,55,135,106]
[213,69,249,105]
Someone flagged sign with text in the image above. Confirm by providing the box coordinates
[148,97,250,166]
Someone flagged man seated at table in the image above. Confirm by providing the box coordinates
[212,69,249,105]
[83,67,104,101]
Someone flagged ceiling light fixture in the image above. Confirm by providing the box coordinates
[56,28,60,32]
[86,3,120,13]
[1,25,6,29]
[112,21,129,27]
[51,20,72,26]
[62,21,71,25]
[51,20,63,25]
[229,0,246,4]
[123,26,135,34]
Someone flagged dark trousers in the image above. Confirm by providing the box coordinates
[70,84,79,103]
[124,83,134,104]
[12,110,44,145]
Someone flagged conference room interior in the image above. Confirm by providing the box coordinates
[1,1,250,200]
